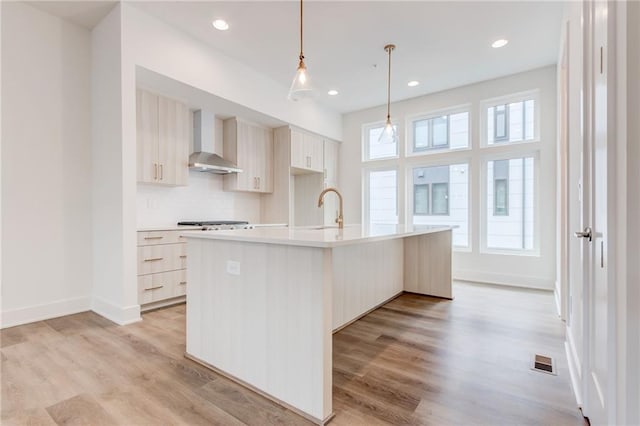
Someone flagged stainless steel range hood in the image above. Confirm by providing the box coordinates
[189,110,242,174]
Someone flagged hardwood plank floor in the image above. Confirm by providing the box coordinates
[1,283,586,425]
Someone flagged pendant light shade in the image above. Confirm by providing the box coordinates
[288,0,313,100]
[378,44,398,144]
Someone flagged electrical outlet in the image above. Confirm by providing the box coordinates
[226,260,240,276]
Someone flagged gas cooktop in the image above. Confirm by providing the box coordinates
[177,221,249,227]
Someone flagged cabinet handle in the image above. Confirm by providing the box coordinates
[179,255,187,259]
[179,281,187,285]
[159,164,164,180]
[306,156,311,168]
[144,257,164,262]
[144,285,164,291]
[154,163,158,180]
[324,168,327,179]
[257,177,260,189]
[144,236,164,240]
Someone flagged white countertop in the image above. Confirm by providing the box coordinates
[181,224,452,248]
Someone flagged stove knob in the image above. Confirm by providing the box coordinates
[229,226,235,230]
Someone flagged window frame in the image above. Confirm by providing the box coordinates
[406,104,471,157]
[480,90,540,148]
[362,120,399,162]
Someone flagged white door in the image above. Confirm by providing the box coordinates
[577,1,614,424]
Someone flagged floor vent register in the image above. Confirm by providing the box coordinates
[531,354,556,375]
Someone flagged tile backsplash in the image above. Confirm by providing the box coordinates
[137,171,261,227]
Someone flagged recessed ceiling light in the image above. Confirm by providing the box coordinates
[492,39,509,48]
[407,80,420,87]
[212,19,229,31]
[327,89,339,96]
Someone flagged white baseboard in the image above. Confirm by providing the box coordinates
[1,296,91,329]
[91,297,141,326]
[453,269,554,290]
[554,285,562,317]
[565,327,583,408]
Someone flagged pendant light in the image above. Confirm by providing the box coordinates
[288,0,312,100]
[379,44,398,144]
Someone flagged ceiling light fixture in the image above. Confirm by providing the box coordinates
[492,39,509,48]
[408,80,420,87]
[328,89,339,96]
[212,19,229,31]
[379,44,398,144]
[288,0,312,100]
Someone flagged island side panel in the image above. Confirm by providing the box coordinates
[185,238,333,423]
[403,230,453,299]
[332,238,404,330]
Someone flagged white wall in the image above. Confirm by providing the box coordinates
[137,172,262,227]
[91,4,141,325]
[341,66,557,289]
[618,1,640,423]
[1,2,93,327]
[626,3,640,421]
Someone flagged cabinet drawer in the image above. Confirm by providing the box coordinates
[137,244,186,275]
[137,230,188,246]
[138,270,184,304]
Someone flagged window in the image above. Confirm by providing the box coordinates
[486,98,536,145]
[364,123,398,161]
[412,164,469,247]
[414,184,430,215]
[411,111,469,153]
[487,157,534,250]
[367,169,398,225]
[493,160,509,215]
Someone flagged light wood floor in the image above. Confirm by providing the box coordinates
[1,282,586,425]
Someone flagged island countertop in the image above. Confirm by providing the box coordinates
[180,224,452,248]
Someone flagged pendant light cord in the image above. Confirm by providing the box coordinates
[386,46,391,120]
[299,0,304,61]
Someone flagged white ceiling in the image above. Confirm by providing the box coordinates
[27,1,565,114]
[131,1,565,113]
[29,1,117,29]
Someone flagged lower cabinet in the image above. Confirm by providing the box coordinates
[137,229,188,310]
[137,270,187,305]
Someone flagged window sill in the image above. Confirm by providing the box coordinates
[406,146,472,158]
[480,249,540,257]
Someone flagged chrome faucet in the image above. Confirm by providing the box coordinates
[318,187,344,229]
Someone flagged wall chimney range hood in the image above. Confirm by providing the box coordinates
[189,110,242,174]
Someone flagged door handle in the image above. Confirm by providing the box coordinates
[574,227,592,242]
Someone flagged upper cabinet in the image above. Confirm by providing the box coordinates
[223,118,274,193]
[290,128,324,174]
[136,89,189,186]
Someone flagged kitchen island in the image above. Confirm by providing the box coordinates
[182,224,452,424]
